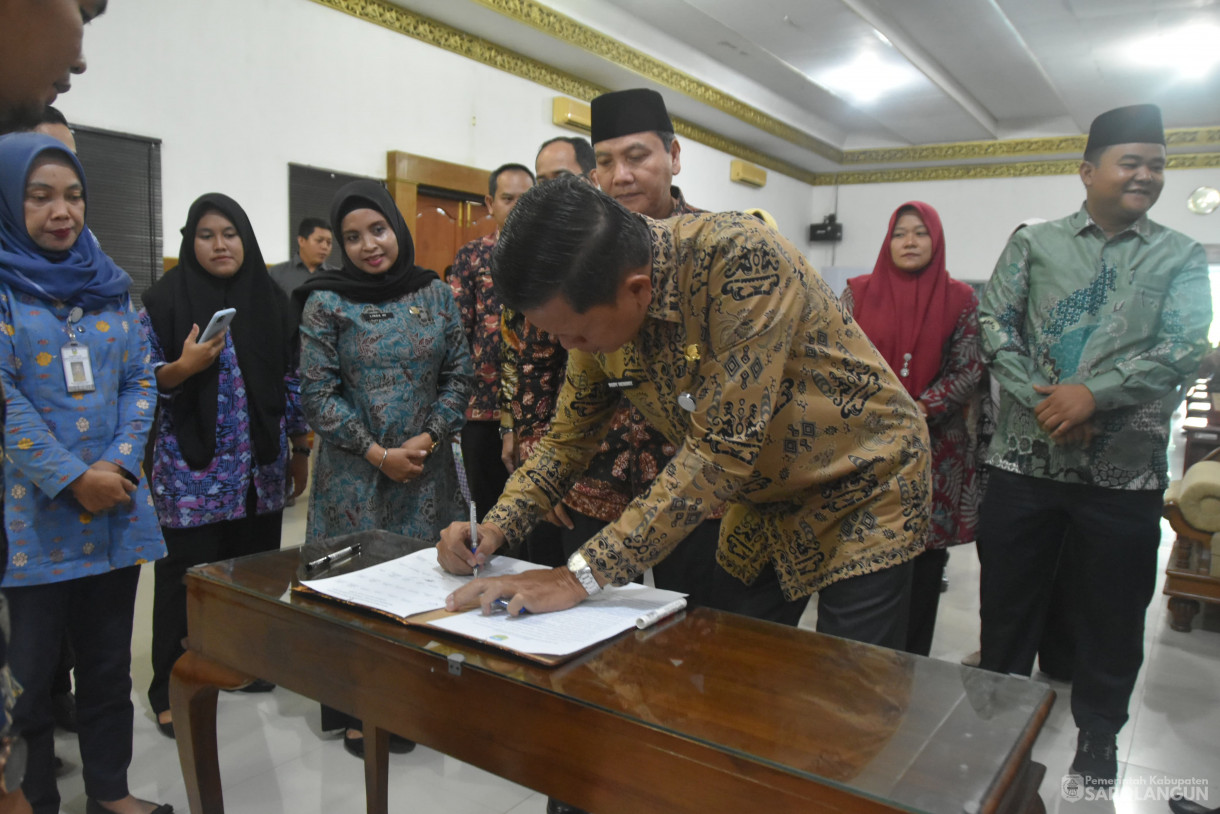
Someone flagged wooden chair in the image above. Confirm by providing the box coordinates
[1162,447,1220,632]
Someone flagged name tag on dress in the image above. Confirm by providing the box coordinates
[606,378,636,390]
[62,342,96,393]
[361,308,394,322]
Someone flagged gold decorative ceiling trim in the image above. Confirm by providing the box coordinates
[670,117,820,186]
[308,0,1218,189]
[308,0,591,98]
[466,0,844,163]
[1169,152,1220,171]
[841,127,1220,166]
[308,0,822,184]
[819,152,1220,186]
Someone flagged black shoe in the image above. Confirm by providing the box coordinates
[228,678,275,693]
[51,691,77,732]
[343,731,365,759]
[85,798,173,814]
[1071,729,1117,786]
[1169,796,1220,814]
[546,799,589,814]
[153,717,175,741]
[343,731,415,758]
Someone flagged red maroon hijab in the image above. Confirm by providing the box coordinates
[847,201,973,398]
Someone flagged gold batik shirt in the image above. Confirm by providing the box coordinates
[484,213,929,599]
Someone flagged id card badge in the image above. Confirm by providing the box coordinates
[61,342,96,393]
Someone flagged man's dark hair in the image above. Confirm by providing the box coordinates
[39,105,69,127]
[296,216,331,240]
[536,136,595,176]
[492,176,651,314]
[488,163,535,198]
[656,131,676,152]
[1082,144,1105,166]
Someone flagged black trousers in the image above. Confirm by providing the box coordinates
[1037,533,1078,680]
[977,469,1162,734]
[461,421,510,521]
[149,487,282,714]
[523,519,566,568]
[7,566,140,814]
[904,547,949,656]
[561,508,810,628]
[561,507,912,645]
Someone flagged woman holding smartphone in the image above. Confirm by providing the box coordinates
[0,132,170,814]
[139,193,309,736]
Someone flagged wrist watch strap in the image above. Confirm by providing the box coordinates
[567,551,601,596]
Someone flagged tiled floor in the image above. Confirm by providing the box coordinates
[47,428,1220,813]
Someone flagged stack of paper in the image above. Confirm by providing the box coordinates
[299,549,687,658]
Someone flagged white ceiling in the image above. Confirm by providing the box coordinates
[389,0,1220,173]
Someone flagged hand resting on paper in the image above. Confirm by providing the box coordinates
[444,568,590,616]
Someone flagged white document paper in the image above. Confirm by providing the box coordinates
[427,583,688,656]
[299,548,546,619]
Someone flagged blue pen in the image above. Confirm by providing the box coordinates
[450,439,480,579]
[491,598,529,616]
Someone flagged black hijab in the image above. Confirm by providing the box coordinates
[143,193,297,470]
[292,180,436,313]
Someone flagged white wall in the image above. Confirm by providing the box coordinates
[823,167,1220,284]
[53,0,1216,279]
[54,0,824,265]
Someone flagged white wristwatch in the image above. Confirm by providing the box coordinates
[567,551,602,596]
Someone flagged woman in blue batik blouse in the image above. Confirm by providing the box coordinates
[0,132,170,814]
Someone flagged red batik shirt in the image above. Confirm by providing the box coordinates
[449,232,502,421]
[501,187,720,524]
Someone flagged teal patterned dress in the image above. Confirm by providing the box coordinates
[299,279,472,543]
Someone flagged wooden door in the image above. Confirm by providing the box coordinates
[462,201,493,246]
[387,152,497,281]
[415,194,463,277]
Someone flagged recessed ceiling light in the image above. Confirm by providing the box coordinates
[1188,186,1220,215]
[815,51,919,105]
[1124,22,1220,79]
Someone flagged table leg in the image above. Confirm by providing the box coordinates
[362,724,389,814]
[1168,597,1200,632]
[169,650,255,814]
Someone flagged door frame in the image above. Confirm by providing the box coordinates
[387,151,490,225]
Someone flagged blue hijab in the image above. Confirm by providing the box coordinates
[0,132,131,310]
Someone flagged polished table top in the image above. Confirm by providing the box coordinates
[187,549,1054,814]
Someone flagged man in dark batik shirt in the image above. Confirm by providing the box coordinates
[448,162,534,518]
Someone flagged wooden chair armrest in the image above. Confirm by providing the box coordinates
[1164,501,1215,543]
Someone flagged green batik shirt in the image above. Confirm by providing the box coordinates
[978,204,1211,490]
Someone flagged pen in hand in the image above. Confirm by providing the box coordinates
[491,597,528,616]
[450,439,480,579]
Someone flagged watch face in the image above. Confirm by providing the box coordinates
[1187,186,1220,215]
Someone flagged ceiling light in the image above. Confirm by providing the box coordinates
[1125,22,1220,79]
[815,51,918,105]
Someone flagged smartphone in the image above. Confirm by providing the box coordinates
[199,308,237,343]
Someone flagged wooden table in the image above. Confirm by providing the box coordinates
[170,549,1053,814]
